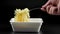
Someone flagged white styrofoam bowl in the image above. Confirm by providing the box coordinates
[10,18,43,32]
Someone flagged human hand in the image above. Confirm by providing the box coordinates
[41,0,60,15]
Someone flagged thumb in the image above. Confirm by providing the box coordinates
[42,0,51,8]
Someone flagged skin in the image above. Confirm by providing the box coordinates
[41,0,60,15]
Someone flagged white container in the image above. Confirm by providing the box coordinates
[10,18,43,32]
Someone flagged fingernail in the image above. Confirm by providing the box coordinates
[41,8,43,10]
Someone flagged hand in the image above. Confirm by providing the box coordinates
[41,0,60,15]
[46,5,58,15]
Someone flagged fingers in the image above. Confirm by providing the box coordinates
[46,5,52,12]
[48,6,52,14]
[42,0,50,8]
[41,8,46,11]
[41,0,51,11]
[41,0,60,15]
[47,6,57,15]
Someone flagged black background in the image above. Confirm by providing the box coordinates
[0,0,60,32]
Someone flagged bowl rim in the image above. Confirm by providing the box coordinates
[10,18,43,23]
